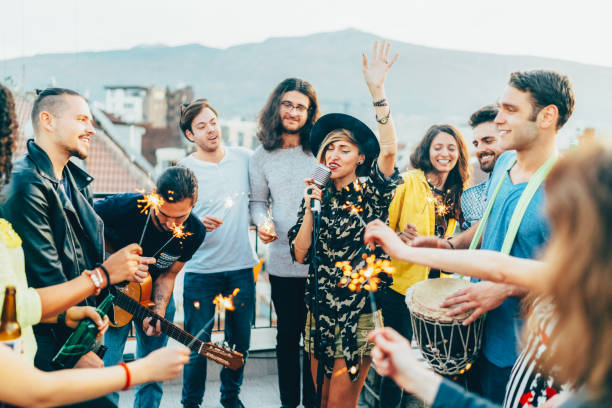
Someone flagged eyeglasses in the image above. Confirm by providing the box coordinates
[280,100,309,114]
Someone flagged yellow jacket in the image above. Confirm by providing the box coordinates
[388,170,456,295]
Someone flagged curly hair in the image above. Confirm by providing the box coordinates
[0,85,17,186]
[409,124,470,222]
[256,78,320,152]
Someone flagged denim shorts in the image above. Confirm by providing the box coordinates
[303,310,382,358]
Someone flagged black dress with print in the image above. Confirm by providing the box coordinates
[288,161,399,381]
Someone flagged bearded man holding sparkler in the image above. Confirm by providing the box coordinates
[288,40,399,408]
[178,99,258,408]
[94,166,205,408]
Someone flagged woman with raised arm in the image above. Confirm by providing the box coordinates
[288,41,399,408]
[364,143,612,408]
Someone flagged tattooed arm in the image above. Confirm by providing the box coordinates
[142,261,184,336]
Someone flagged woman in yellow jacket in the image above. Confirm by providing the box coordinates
[379,124,470,407]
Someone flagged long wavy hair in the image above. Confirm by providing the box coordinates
[535,142,612,403]
[256,78,320,152]
[0,85,17,187]
[409,124,470,222]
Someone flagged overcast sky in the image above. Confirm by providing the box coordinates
[2,0,610,67]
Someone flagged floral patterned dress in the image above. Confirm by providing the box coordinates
[288,162,399,381]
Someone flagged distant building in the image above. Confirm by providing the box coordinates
[104,85,148,124]
[220,119,258,149]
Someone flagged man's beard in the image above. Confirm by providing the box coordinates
[68,148,88,161]
[281,125,302,135]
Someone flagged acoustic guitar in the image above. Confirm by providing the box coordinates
[109,280,244,370]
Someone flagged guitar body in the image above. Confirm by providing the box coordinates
[110,274,155,327]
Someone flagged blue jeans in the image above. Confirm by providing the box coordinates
[103,296,176,408]
[181,269,255,407]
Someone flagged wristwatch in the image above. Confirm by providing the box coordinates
[376,108,391,124]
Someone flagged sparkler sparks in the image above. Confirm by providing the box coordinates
[337,254,394,329]
[186,288,241,349]
[213,288,240,312]
[260,219,275,235]
[137,190,164,214]
[341,202,367,227]
[137,190,165,246]
[151,224,194,258]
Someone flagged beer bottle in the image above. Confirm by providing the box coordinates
[52,293,115,369]
[0,285,22,354]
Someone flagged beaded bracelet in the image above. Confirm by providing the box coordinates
[85,270,102,296]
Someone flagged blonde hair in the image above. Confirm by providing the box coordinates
[535,142,612,402]
[315,129,361,164]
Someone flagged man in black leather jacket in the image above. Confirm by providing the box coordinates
[0,88,137,377]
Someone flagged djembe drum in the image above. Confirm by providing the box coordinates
[406,278,484,376]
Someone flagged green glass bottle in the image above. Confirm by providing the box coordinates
[52,293,115,369]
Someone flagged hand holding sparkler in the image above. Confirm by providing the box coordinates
[257,218,278,244]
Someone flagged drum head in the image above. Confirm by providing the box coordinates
[407,278,473,322]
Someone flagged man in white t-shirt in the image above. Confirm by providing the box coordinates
[177,99,258,408]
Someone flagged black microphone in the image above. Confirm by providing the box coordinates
[310,163,331,213]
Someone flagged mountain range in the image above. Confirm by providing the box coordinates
[2,29,611,143]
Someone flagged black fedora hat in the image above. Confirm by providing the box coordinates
[310,113,380,172]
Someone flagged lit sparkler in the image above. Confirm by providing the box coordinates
[151,224,193,258]
[342,202,367,227]
[336,254,394,329]
[137,190,165,246]
[186,288,241,349]
[260,219,276,235]
[213,288,240,312]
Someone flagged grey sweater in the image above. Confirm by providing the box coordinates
[249,145,316,278]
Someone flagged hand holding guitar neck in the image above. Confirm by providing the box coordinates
[103,243,155,285]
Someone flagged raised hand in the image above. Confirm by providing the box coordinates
[362,40,398,95]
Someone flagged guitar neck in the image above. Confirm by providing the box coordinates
[111,288,203,353]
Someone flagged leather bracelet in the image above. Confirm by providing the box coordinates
[446,237,455,249]
[119,362,131,390]
[373,98,388,107]
[96,263,111,287]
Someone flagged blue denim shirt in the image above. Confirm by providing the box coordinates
[460,178,489,230]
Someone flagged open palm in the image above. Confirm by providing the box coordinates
[362,40,398,92]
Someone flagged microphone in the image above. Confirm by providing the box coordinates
[310,163,331,213]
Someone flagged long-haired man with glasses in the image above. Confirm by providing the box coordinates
[249,78,320,408]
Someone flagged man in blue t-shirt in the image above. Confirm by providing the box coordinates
[413,70,575,404]
[95,166,206,408]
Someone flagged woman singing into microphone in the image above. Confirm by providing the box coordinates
[288,41,399,408]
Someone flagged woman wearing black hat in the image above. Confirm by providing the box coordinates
[288,41,399,408]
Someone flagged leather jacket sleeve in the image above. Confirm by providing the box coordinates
[3,176,67,288]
